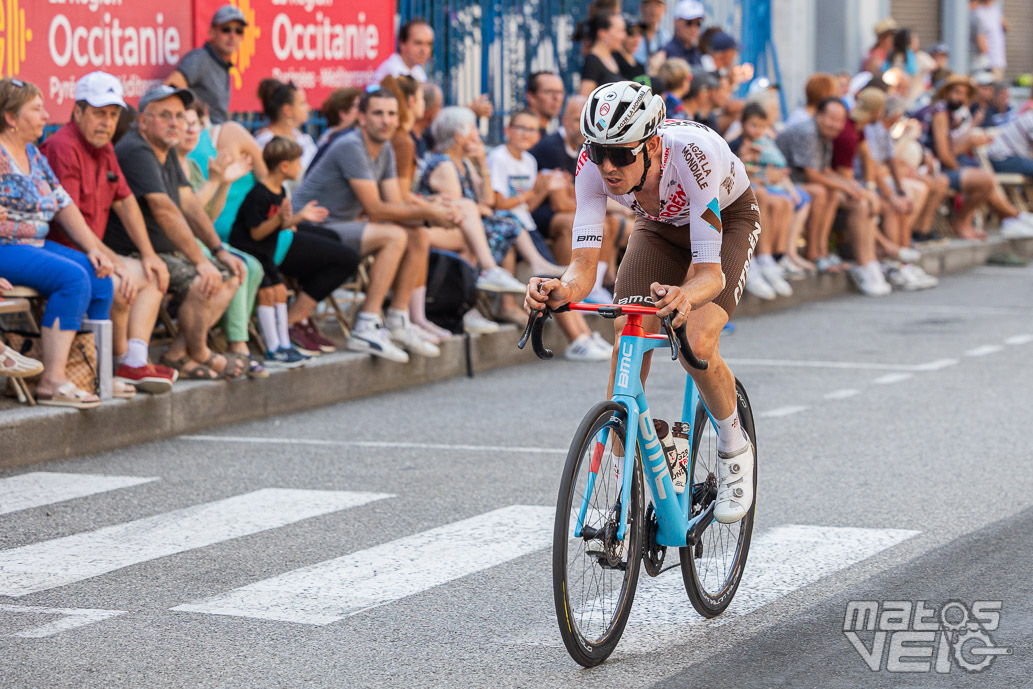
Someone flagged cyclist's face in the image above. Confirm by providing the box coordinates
[596,136,657,195]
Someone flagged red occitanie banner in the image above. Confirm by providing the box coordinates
[192,0,395,113]
[3,0,193,114]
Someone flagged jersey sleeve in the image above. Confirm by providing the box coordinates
[679,138,724,264]
[570,150,608,251]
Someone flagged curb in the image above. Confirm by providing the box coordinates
[2,236,1030,469]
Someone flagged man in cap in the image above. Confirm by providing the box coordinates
[663,0,705,67]
[165,4,247,124]
[40,72,175,393]
[104,85,247,380]
[863,17,898,74]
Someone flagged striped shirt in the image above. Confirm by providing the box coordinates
[987,111,1033,161]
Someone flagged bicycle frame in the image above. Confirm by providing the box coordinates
[570,305,718,548]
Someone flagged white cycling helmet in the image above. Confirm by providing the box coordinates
[581,81,666,145]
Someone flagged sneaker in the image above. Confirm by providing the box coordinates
[886,264,922,291]
[744,267,776,300]
[849,264,891,296]
[565,335,611,362]
[265,347,307,369]
[1000,217,1033,239]
[463,309,500,334]
[151,363,179,383]
[476,266,526,294]
[346,324,410,363]
[777,255,808,280]
[300,318,336,352]
[589,331,613,356]
[714,441,755,524]
[289,323,323,357]
[758,262,793,297]
[585,284,614,304]
[390,324,441,358]
[897,246,922,263]
[114,364,173,394]
[814,255,838,274]
[1017,211,1033,228]
[902,263,938,289]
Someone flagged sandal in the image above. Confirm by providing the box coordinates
[246,356,270,379]
[0,343,44,378]
[37,381,101,409]
[205,352,246,381]
[112,380,137,399]
[159,354,217,381]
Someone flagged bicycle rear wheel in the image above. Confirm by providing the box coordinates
[679,378,757,617]
[553,400,644,667]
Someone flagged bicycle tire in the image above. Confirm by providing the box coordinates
[553,400,644,667]
[679,378,757,617]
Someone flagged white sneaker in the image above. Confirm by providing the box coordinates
[902,263,938,289]
[390,324,441,358]
[759,262,793,297]
[585,284,614,304]
[715,441,754,523]
[744,267,776,300]
[477,267,526,294]
[589,331,613,357]
[1000,217,1033,239]
[565,335,611,362]
[1016,211,1033,228]
[347,324,410,363]
[849,264,890,296]
[463,309,500,334]
[777,255,808,280]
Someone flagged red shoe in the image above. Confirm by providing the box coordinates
[301,319,336,352]
[151,363,179,383]
[114,364,173,394]
[288,324,322,356]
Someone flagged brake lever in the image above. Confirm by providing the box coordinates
[661,315,680,361]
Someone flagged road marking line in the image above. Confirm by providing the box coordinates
[814,303,1033,316]
[965,345,1003,357]
[0,604,126,638]
[172,505,555,625]
[179,435,567,455]
[873,373,913,385]
[759,405,809,418]
[1005,334,1033,345]
[911,358,959,371]
[725,358,953,372]
[0,489,392,597]
[0,472,157,516]
[824,389,860,400]
[519,525,918,653]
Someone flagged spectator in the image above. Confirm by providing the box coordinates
[683,69,718,127]
[664,0,705,67]
[863,17,898,75]
[987,110,1033,182]
[928,43,951,73]
[760,145,814,278]
[578,13,628,95]
[105,85,246,380]
[658,58,693,120]
[311,88,362,172]
[0,78,114,408]
[633,0,671,74]
[971,0,1007,80]
[785,73,838,127]
[700,32,739,74]
[230,136,360,367]
[379,76,425,200]
[0,275,44,378]
[884,29,918,76]
[970,70,997,124]
[39,71,175,395]
[293,88,449,361]
[177,101,269,374]
[986,82,1015,126]
[525,72,566,136]
[615,17,649,85]
[414,83,444,156]
[165,4,245,125]
[254,79,318,188]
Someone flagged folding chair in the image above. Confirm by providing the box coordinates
[315,255,373,338]
[977,146,1031,213]
[0,292,37,405]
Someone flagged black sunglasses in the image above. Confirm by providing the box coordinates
[219,26,245,35]
[584,140,647,167]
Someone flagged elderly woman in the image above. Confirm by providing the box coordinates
[0,79,114,408]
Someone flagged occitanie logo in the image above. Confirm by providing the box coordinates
[230,0,260,90]
[0,0,33,78]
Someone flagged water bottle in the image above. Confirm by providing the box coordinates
[653,419,687,493]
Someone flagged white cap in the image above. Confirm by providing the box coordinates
[673,0,705,21]
[74,71,127,109]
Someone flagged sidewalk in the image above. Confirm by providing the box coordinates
[2,236,1030,469]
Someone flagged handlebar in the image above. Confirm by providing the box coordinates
[517,300,708,371]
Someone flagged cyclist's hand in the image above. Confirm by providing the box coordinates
[525,277,565,312]
[651,282,691,328]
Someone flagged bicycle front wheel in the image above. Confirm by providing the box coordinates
[553,400,644,667]
[679,378,757,617]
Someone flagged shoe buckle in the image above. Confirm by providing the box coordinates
[732,487,744,498]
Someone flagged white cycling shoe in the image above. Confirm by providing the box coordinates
[714,441,755,523]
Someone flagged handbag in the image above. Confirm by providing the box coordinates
[1,329,98,395]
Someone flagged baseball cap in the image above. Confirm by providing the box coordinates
[74,71,127,109]
[138,85,195,112]
[927,43,949,56]
[850,87,888,122]
[709,32,738,52]
[674,0,705,22]
[972,70,995,86]
[211,4,248,27]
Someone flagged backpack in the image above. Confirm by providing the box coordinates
[424,249,478,333]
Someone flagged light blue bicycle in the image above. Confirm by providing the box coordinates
[519,300,757,667]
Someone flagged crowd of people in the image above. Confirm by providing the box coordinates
[1,1,1032,409]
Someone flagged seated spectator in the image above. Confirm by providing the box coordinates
[414,83,444,156]
[985,82,1015,126]
[0,276,44,378]
[970,70,997,124]
[760,145,814,278]
[525,72,566,136]
[615,17,649,85]
[684,69,718,126]
[700,31,738,74]
[165,4,245,125]
[0,78,114,407]
[664,0,705,67]
[785,73,838,128]
[863,17,898,75]
[658,58,693,120]
[987,109,1033,181]
[254,79,318,190]
[309,87,361,172]
[294,88,451,360]
[380,75,424,199]
[105,85,246,380]
[39,71,175,395]
[634,0,671,73]
[884,29,918,77]
[579,12,628,95]
[230,137,359,366]
[177,101,268,373]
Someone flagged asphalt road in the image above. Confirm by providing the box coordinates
[1,262,1032,688]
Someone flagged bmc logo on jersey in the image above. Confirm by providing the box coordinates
[659,184,688,220]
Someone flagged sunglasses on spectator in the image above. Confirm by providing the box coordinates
[584,140,647,167]
[685,19,702,27]
[219,26,245,35]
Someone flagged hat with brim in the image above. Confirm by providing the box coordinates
[850,87,888,122]
[212,5,248,26]
[874,17,898,37]
[934,74,975,101]
[74,71,127,109]
[674,0,705,22]
[709,32,738,52]
[138,85,195,112]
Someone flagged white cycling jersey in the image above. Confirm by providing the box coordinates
[571,119,751,264]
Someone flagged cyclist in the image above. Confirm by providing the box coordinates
[525,81,759,523]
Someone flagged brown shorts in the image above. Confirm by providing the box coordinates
[613,187,761,318]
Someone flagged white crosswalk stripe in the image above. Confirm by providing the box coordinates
[0,604,126,638]
[0,489,392,597]
[0,472,157,516]
[172,505,555,625]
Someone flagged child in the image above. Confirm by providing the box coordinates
[760,144,813,277]
[230,137,329,368]
[657,58,693,121]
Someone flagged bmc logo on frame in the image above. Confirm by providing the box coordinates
[843,600,1012,673]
